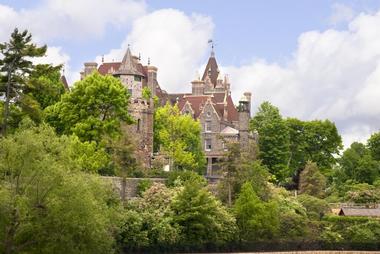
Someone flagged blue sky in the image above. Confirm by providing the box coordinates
[4,0,380,70]
[1,0,380,146]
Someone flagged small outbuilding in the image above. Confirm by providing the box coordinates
[338,207,380,217]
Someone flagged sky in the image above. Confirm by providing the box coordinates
[1,0,380,147]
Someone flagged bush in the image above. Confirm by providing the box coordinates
[136,179,153,196]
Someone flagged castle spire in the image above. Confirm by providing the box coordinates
[116,45,144,76]
[202,40,219,87]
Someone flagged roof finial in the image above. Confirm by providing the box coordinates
[101,55,104,63]
[62,66,65,76]
[208,39,215,57]
[148,57,150,65]
[138,53,141,61]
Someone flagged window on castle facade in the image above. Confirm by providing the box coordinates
[205,121,211,132]
[205,139,212,151]
[134,76,142,82]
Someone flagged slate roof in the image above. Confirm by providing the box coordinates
[339,207,380,217]
[201,55,219,87]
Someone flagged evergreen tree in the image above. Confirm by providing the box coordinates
[299,161,326,198]
[0,28,47,135]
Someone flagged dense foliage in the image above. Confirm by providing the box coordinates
[153,103,205,172]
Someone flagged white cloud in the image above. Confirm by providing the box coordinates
[224,10,380,148]
[0,0,146,42]
[99,9,214,92]
[329,3,355,25]
[0,0,146,86]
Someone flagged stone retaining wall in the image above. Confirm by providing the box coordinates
[101,176,166,199]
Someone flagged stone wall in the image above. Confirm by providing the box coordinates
[101,176,166,199]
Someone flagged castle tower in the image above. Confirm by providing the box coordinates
[116,47,154,167]
[82,62,98,79]
[238,92,252,151]
[146,65,158,98]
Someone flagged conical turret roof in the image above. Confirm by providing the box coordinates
[201,51,219,87]
[115,47,144,76]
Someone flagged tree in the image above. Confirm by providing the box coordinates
[286,118,342,175]
[119,183,180,251]
[45,72,132,144]
[299,161,326,198]
[0,28,47,135]
[234,182,279,242]
[250,102,290,183]
[170,182,236,247]
[298,194,330,220]
[25,64,66,110]
[154,103,205,172]
[368,131,380,161]
[218,141,272,206]
[0,124,120,253]
[339,142,380,184]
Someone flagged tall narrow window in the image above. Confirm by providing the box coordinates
[205,121,211,132]
[205,139,212,151]
[137,119,141,132]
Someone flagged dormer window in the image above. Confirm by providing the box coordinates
[207,111,211,117]
[134,76,142,82]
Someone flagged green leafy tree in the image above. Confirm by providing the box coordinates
[299,161,326,198]
[234,182,279,242]
[154,103,205,172]
[271,187,313,241]
[170,182,236,247]
[0,124,120,254]
[119,183,180,251]
[286,118,342,175]
[368,131,380,161]
[339,142,380,184]
[45,72,132,143]
[250,101,290,183]
[0,28,47,135]
[26,64,66,109]
[218,141,272,206]
[298,194,330,220]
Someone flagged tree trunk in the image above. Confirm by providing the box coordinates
[228,180,232,207]
[1,68,12,137]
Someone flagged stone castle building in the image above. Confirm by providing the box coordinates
[81,46,252,176]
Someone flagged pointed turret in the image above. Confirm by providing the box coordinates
[201,48,219,88]
[115,46,144,76]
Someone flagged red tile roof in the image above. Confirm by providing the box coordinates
[98,62,121,75]
[177,92,238,122]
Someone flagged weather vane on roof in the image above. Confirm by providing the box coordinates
[208,39,215,57]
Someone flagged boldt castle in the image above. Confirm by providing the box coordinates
[81,46,252,177]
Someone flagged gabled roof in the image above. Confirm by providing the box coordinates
[201,55,219,87]
[177,92,239,122]
[339,207,380,217]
